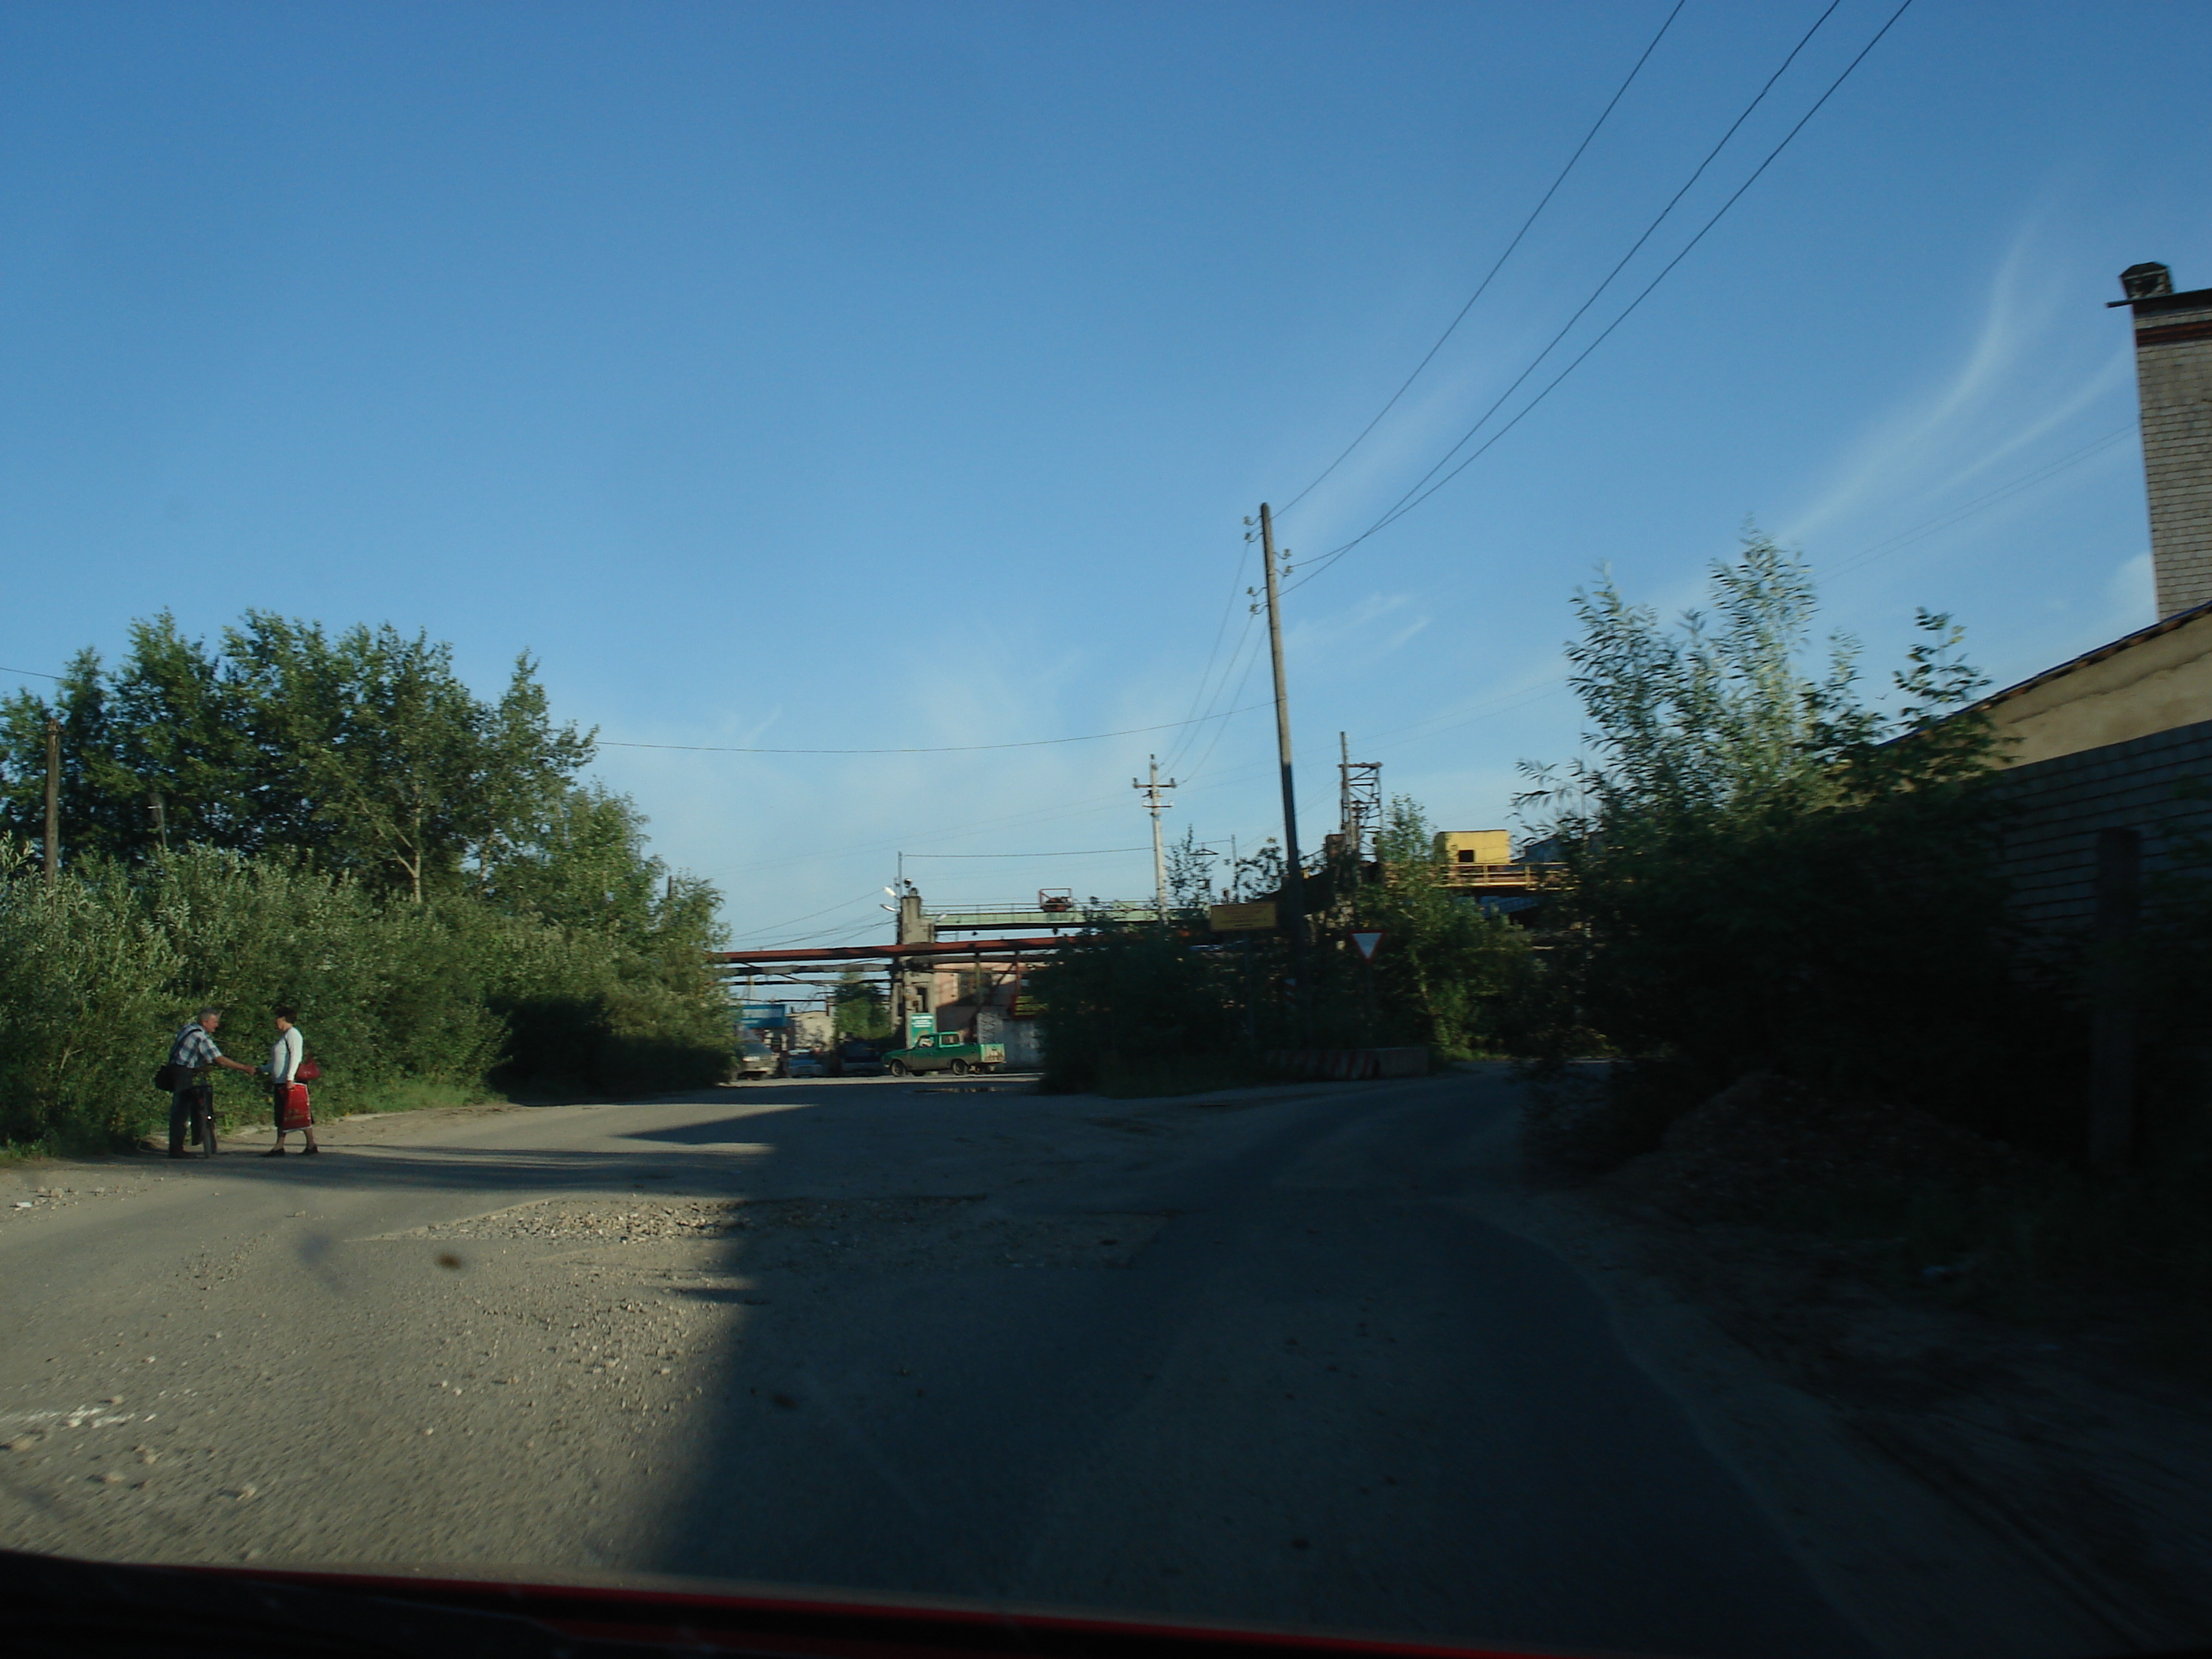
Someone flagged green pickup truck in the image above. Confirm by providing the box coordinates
[883,1033,1006,1076]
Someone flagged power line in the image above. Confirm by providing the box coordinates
[1175,624,1269,786]
[5,651,1269,763]
[1163,607,1264,777]
[739,915,891,952]
[1161,605,1259,776]
[721,889,886,942]
[903,848,1149,859]
[1173,3,1686,781]
[1158,540,1258,777]
[599,701,1271,756]
[1295,0,1848,579]
[1277,0,1689,517]
[721,375,2080,905]
[1823,424,2133,580]
[709,782,1150,877]
[1291,0,1916,591]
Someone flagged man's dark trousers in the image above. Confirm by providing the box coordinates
[168,1083,215,1156]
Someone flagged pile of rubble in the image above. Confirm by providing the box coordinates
[1621,1071,2023,1222]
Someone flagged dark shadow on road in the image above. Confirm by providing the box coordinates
[636,1071,1873,1659]
[619,1116,811,1148]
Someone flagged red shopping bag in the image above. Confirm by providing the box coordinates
[279,1083,312,1131]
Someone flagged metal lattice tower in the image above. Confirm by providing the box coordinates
[1338,733,1381,862]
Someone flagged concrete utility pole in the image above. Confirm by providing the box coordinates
[893,880,932,1034]
[42,716,60,886]
[1133,754,1177,920]
[1257,504,1307,983]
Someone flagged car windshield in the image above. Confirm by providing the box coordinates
[7,10,2210,1659]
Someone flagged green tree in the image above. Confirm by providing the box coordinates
[230,616,593,902]
[1511,531,2019,1119]
[2,612,596,902]
[486,786,665,932]
[1165,826,1218,918]
[833,969,891,1038]
[1347,796,1527,1054]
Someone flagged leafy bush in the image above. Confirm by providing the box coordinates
[1510,534,2047,1138]
[0,848,733,1153]
[1030,797,1530,1093]
[1348,797,1530,1056]
[0,610,733,1152]
[1033,926,1258,1094]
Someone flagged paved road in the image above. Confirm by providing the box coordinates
[0,1071,1870,1659]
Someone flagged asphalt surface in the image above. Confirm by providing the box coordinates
[0,1071,1871,1659]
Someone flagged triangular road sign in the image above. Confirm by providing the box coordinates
[1350,929,1384,961]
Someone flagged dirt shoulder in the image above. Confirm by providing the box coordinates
[1456,1067,2212,1659]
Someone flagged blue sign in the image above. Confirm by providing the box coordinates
[738,1002,789,1029]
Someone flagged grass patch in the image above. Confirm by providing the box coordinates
[331,1078,503,1118]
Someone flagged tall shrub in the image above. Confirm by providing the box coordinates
[1512,533,2026,1128]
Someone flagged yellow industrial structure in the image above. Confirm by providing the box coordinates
[1434,830,1511,866]
[1431,830,1558,895]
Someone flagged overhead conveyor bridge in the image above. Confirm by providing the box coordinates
[710,937,1066,971]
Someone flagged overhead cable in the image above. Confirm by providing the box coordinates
[1162,609,1264,776]
[1291,0,1917,592]
[903,848,1150,859]
[1159,543,1258,777]
[1822,424,2133,580]
[1294,0,1848,580]
[720,889,887,942]
[599,701,1272,756]
[1276,0,1690,517]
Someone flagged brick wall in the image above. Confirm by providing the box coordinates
[1990,716,2212,932]
[2133,293,2212,618]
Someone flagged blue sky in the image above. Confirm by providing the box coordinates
[3,0,2206,947]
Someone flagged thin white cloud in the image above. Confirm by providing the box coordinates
[1782,225,2131,551]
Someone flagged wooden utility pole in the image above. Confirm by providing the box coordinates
[2086,826,2141,1173]
[42,716,60,885]
[1258,504,1307,987]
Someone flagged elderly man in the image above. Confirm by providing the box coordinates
[167,1007,258,1159]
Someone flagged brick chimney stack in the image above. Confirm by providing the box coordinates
[2114,262,2212,618]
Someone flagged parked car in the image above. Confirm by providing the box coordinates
[785,1048,826,1079]
[882,1033,1006,1076]
[835,1040,886,1077]
[731,1040,778,1080]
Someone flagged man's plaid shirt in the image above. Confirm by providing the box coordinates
[170,1023,222,1075]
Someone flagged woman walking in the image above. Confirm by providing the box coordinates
[262,1005,319,1156]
